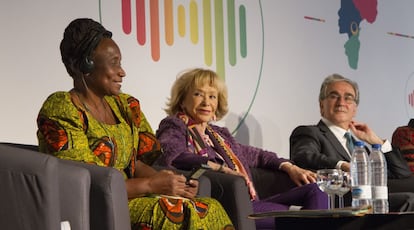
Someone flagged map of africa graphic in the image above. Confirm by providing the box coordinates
[338,0,377,69]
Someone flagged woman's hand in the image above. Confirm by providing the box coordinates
[126,162,199,199]
[184,179,199,198]
[281,163,317,186]
[207,161,242,176]
[221,165,242,176]
[148,170,199,198]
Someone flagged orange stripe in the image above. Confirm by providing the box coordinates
[164,0,174,46]
[150,0,160,61]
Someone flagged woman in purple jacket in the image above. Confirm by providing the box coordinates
[155,68,328,229]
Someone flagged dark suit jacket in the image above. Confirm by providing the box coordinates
[289,120,412,180]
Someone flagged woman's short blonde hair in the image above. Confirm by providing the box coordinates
[165,68,229,120]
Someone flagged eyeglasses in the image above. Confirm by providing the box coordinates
[326,92,356,104]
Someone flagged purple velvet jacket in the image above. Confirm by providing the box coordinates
[155,116,290,181]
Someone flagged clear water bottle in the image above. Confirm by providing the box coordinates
[350,141,372,208]
[370,144,389,213]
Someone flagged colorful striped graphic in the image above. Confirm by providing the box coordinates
[190,1,198,44]
[304,16,326,23]
[239,5,247,58]
[388,32,414,39]
[121,0,248,79]
[149,0,160,61]
[214,0,225,78]
[178,5,186,37]
[203,0,213,66]
[227,0,236,66]
[409,90,414,107]
[164,0,174,45]
[136,0,146,45]
[122,0,132,34]
[405,73,414,119]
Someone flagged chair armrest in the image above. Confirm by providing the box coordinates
[58,160,91,230]
[203,171,256,230]
[388,175,414,193]
[250,168,297,199]
[77,163,131,230]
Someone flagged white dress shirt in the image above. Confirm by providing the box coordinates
[321,118,392,169]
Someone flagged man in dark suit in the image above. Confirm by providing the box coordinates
[289,73,414,211]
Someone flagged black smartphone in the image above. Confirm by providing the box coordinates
[186,164,211,183]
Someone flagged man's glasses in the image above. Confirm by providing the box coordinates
[326,92,356,104]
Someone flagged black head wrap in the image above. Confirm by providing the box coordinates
[60,18,112,77]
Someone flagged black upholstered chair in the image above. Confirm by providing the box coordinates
[0,143,131,230]
[1,142,213,230]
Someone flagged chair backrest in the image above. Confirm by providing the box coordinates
[0,143,62,230]
[1,142,93,229]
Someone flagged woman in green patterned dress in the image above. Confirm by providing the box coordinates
[37,18,234,230]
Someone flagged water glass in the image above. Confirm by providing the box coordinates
[317,169,343,209]
[335,171,351,208]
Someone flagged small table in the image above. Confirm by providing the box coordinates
[248,208,414,230]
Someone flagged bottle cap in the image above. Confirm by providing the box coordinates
[372,144,381,149]
[355,141,364,147]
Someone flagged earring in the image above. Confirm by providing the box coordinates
[211,114,217,122]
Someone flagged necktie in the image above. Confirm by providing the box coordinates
[344,132,354,154]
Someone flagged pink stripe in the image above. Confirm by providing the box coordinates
[121,0,132,34]
[136,0,146,45]
[412,92,414,107]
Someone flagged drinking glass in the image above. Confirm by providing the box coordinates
[335,171,351,208]
[316,169,343,209]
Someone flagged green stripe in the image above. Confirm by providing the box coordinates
[239,5,247,58]
[227,0,236,66]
